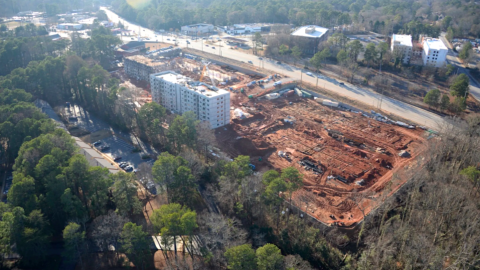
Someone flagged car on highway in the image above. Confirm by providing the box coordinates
[172,39,176,41]
[167,38,170,41]
[212,46,215,49]
[131,38,134,40]
[276,61,281,64]
[248,61,253,64]
[99,146,110,152]
[258,57,263,60]
[306,72,313,76]
[205,44,209,47]
[339,82,345,86]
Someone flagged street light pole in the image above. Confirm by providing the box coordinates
[316,76,318,90]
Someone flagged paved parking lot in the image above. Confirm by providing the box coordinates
[63,104,158,172]
[95,135,154,170]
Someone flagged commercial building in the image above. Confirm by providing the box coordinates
[73,137,119,174]
[391,34,413,64]
[291,25,330,55]
[224,23,272,35]
[124,55,168,81]
[150,71,230,129]
[181,24,214,36]
[421,37,448,67]
[56,23,83,30]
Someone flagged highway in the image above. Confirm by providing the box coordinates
[102,7,447,130]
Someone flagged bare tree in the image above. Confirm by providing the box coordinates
[90,211,129,264]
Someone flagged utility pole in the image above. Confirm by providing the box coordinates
[316,76,319,90]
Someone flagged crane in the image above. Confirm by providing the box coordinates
[199,61,216,87]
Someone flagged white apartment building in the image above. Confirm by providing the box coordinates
[422,38,448,67]
[391,34,413,64]
[150,71,230,129]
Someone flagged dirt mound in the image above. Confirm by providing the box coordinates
[233,138,276,156]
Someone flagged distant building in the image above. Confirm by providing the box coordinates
[150,71,230,129]
[124,55,169,81]
[181,24,214,36]
[115,41,146,57]
[56,23,83,30]
[291,25,330,55]
[391,34,413,64]
[224,23,272,35]
[421,37,448,68]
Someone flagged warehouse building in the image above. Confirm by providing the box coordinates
[150,71,230,129]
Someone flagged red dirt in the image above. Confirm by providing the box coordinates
[216,92,427,227]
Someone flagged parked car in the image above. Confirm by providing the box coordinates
[99,146,110,152]
[124,166,133,172]
[93,141,101,146]
[276,61,281,64]
[119,163,129,169]
[113,156,122,161]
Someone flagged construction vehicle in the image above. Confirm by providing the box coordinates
[199,61,216,87]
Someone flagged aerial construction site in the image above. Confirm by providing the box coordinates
[215,81,426,227]
[123,53,426,227]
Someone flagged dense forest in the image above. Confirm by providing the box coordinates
[111,0,480,38]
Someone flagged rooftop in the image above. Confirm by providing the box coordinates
[424,38,448,51]
[153,71,229,97]
[126,55,166,66]
[392,34,413,47]
[184,23,213,28]
[291,25,328,38]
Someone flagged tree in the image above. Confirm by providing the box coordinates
[458,42,473,62]
[152,152,186,203]
[223,155,252,180]
[63,222,85,267]
[281,167,303,204]
[363,43,377,67]
[91,211,128,254]
[262,170,280,186]
[171,166,198,207]
[291,46,302,65]
[376,42,389,71]
[87,167,112,217]
[137,102,166,145]
[167,111,198,152]
[442,16,453,30]
[450,74,469,97]
[310,48,330,70]
[151,203,197,265]
[279,44,290,56]
[119,222,150,270]
[224,244,257,270]
[446,27,454,42]
[347,40,364,62]
[423,89,441,108]
[111,172,142,216]
[256,244,284,270]
[253,32,263,55]
[336,49,348,64]
[461,166,480,187]
[440,95,450,111]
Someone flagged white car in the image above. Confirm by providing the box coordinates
[306,72,313,76]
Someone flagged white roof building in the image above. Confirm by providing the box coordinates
[391,34,413,64]
[291,25,329,39]
[422,38,448,67]
[150,71,231,129]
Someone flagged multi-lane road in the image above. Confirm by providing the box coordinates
[102,7,449,129]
